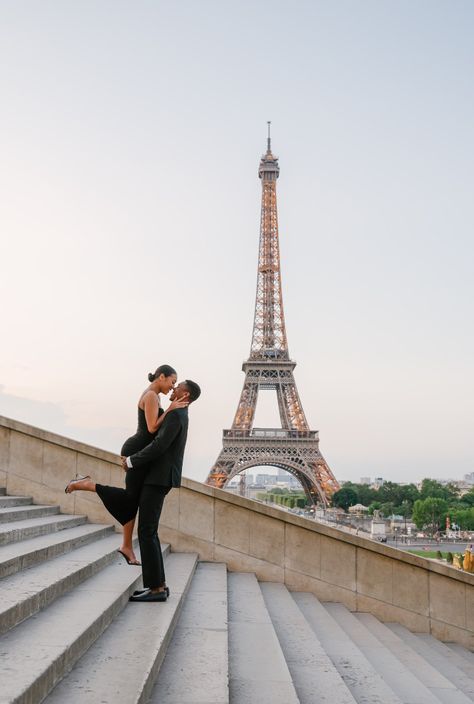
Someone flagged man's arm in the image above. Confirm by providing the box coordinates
[127,412,182,469]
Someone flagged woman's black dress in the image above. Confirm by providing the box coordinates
[95,407,163,525]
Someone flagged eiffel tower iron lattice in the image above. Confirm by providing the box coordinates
[206,125,340,505]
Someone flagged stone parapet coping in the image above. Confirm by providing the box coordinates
[0,415,120,465]
[180,475,474,586]
[0,414,472,586]
[1,415,473,648]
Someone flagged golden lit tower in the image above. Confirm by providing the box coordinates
[206,125,339,505]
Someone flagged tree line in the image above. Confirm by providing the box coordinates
[332,479,474,533]
[257,489,307,509]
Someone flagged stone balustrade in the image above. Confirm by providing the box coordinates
[0,414,472,649]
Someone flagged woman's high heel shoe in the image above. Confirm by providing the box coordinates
[64,475,91,494]
[117,550,141,566]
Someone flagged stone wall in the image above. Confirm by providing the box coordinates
[0,416,124,525]
[1,415,472,649]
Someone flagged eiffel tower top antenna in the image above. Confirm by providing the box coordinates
[254,122,285,359]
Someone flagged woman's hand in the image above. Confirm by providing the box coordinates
[166,395,189,413]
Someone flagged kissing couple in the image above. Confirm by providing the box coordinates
[66,364,201,602]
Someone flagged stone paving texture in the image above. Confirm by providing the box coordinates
[150,561,229,704]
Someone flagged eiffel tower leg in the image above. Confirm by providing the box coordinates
[207,377,259,487]
[207,448,235,489]
[274,373,310,432]
[296,456,339,507]
[276,383,291,429]
[281,381,309,431]
[310,457,340,499]
[297,472,325,506]
[232,380,259,431]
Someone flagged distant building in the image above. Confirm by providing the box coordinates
[457,483,473,495]
[360,477,371,485]
[373,477,384,488]
[256,473,277,486]
[464,472,474,485]
[348,503,369,514]
[435,478,472,493]
[225,484,240,494]
[275,473,300,487]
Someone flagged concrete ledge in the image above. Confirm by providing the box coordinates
[1,415,122,520]
[1,415,473,649]
[0,415,119,464]
[177,478,474,585]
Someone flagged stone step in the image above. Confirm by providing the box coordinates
[416,633,474,700]
[326,603,450,704]
[0,522,114,578]
[150,562,229,704]
[0,533,161,636]
[0,513,87,546]
[228,572,299,704]
[385,624,474,701]
[443,642,474,669]
[0,544,156,704]
[0,495,33,508]
[294,592,403,704]
[350,610,472,704]
[0,504,59,524]
[261,582,356,704]
[43,552,198,704]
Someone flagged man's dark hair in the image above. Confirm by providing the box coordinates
[148,364,177,382]
[184,380,201,403]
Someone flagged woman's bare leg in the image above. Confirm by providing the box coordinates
[66,477,143,567]
[119,518,139,563]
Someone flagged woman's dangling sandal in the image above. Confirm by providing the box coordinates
[64,475,91,494]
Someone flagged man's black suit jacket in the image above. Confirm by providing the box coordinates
[128,408,189,488]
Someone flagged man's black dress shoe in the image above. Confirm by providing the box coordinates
[133,586,170,597]
[129,589,167,602]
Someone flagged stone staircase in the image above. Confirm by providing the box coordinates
[0,489,472,704]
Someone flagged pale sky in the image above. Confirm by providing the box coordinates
[1,1,473,485]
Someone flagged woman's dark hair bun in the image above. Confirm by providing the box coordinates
[148,364,177,383]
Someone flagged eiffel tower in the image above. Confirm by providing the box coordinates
[206,125,340,506]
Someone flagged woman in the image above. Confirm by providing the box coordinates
[65,364,188,566]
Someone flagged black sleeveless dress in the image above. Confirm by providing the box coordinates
[95,407,164,525]
[121,406,162,456]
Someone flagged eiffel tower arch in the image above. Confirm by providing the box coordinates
[206,125,339,506]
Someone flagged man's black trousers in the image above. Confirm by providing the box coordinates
[138,485,171,589]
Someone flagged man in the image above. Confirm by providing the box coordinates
[122,379,201,602]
